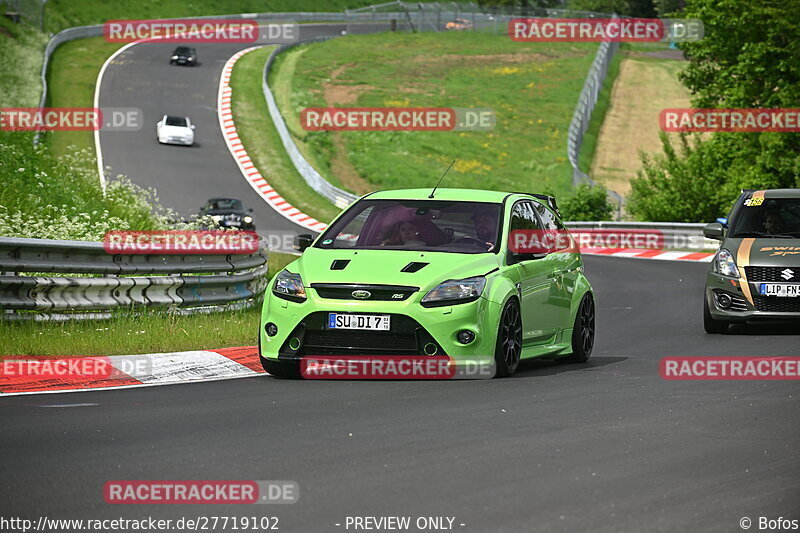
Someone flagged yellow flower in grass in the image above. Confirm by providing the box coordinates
[384,98,410,106]
[491,66,520,75]
[454,159,492,173]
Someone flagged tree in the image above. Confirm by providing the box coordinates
[628,0,800,222]
[559,183,615,221]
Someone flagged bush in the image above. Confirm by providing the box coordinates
[627,0,800,222]
[0,131,195,240]
[559,182,615,221]
[628,132,800,222]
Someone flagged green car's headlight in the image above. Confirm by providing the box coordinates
[715,248,740,278]
[273,270,306,302]
[421,276,486,307]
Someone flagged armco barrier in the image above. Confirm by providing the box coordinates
[566,221,718,251]
[566,36,623,214]
[0,237,270,320]
[262,37,360,209]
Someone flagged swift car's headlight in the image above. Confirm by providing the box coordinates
[171,55,178,60]
[715,248,740,278]
[273,270,306,302]
[243,216,253,224]
[421,276,486,307]
[211,215,222,223]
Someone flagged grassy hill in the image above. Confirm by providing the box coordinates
[271,31,599,200]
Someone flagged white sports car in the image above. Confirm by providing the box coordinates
[156,115,195,146]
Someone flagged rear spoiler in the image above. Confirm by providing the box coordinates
[522,193,561,217]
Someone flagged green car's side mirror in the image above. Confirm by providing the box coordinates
[293,234,313,252]
[703,222,725,240]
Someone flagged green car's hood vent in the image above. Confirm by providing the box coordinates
[297,249,500,289]
[401,261,428,273]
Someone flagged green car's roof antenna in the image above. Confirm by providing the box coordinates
[429,160,456,199]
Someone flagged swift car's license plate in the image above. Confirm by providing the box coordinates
[328,313,390,330]
[759,284,800,297]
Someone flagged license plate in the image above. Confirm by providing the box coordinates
[759,283,800,297]
[328,313,390,331]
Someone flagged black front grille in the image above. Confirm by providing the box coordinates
[280,312,443,356]
[754,296,800,313]
[311,284,418,301]
[745,266,800,282]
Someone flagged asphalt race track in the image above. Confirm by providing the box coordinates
[97,23,387,250]
[2,256,798,532]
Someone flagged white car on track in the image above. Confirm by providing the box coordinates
[156,115,195,146]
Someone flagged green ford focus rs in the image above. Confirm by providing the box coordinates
[259,188,595,378]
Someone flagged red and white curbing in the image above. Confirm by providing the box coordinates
[218,47,328,233]
[580,247,714,262]
[0,347,264,396]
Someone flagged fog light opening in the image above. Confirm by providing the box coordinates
[424,342,438,356]
[289,337,301,351]
[265,322,278,337]
[717,293,732,309]
[456,330,476,344]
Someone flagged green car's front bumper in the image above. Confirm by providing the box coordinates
[259,286,503,365]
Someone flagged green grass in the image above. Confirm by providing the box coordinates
[271,31,599,199]
[230,46,341,224]
[577,47,623,174]
[0,18,47,108]
[0,129,173,239]
[0,251,295,357]
[45,36,124,158]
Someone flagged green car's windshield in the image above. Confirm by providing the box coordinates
[316,199,502,253]
[730,197,800,238]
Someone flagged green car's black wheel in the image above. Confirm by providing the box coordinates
[703,296,729,334]
[260,356,301,379]
[562,293,595,363]
[495,299,522,377]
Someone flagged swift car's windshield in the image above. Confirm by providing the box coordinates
[730,197,800,238]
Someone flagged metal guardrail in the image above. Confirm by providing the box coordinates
[0,237,270,320]
[262,37,360,209]
[566,221,719,251]
[566,37,623,214]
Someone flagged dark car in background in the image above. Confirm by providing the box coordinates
[703,188,800,333]
[170,46,197,66]
[200,198,255,231]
